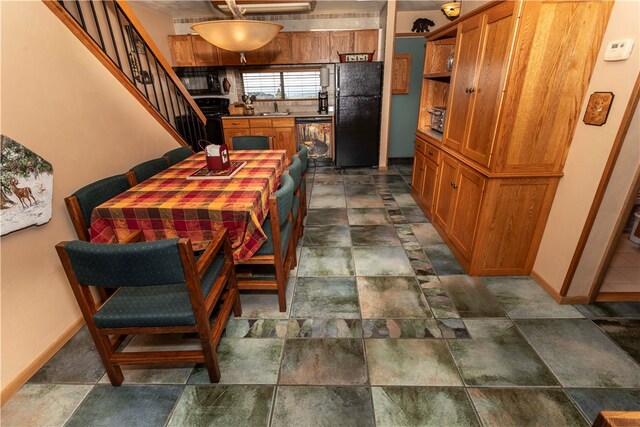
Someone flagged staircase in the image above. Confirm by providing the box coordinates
[43,0,206,148]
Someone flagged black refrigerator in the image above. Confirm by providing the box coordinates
[335,62,383,167]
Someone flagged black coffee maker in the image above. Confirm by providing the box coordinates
[318,67,329,114]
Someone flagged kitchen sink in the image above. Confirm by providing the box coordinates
[258,112,291,116]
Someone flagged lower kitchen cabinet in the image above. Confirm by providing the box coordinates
[412,135,559,276]
[223,117,297,158]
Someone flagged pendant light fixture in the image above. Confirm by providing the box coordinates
[441,2,461,21]
[191,0,283,63]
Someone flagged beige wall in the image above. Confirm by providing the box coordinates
[569,102,640,296]
[532,0,640,296]
[0,0,177,395]
[395,10,449,34]
[128,1,175,66]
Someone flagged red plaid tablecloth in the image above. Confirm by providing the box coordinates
[90,150,287,262]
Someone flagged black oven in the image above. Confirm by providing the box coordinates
[174,67,222,96]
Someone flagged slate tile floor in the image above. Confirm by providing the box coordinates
[4,164,640,426]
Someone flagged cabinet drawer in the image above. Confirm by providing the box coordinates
[249,118,272,128]
[224,119,250,129]
[271,118,295,128]
[415,138,427,155]
[425,143,440,164]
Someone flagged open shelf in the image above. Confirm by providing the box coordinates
[418,128,444,143]
[425,72,452,82]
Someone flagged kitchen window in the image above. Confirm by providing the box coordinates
[241,69,321,100]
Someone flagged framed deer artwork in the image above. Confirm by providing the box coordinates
[0,135,53,236]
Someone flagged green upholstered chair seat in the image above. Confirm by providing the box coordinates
[293,195,300,221]
[93,255,225,328]
[255,219,292,256]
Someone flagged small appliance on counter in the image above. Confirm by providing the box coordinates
[318,67,330,114]
[428,107,446,133]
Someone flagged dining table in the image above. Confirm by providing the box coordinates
[90,149,288,262]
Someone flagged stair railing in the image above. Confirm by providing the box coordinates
[44,0,206,148]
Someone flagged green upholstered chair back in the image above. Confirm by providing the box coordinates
[286,156,302,190]
[63,239,186,287]
[130,158,169,183]
[73,175,130,226]
[232,136,270,150]
[274,174,294,226]
[296,144,308,173]
[164,146,193,165]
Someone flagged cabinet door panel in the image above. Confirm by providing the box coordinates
[168,35,195,66]
[422,159,438,212]
[191,35,219,66]
[444,15,482,153]
[291,32,330,63]
[330,31,354,62]
[434,155,458,228]
[354,30,378,58]
[412,151,426,195]
[268,33,292,64]
[249,127,275,138]
[217,48,242,66]
[448,164,485,259]
[463,2,515,167]
[245,45,271,65]
[274,127,296,159]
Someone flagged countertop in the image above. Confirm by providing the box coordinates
[223,112,334,119]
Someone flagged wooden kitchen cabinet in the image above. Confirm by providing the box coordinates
[223,117,297,158]
[412,0,612,275]
[190,35,220,66]
[267,33,293,64]
[330,31,354,62]
[273,126,297,159]
[168,35,195,66]
[291,32,331,64]
[354,29,378,55]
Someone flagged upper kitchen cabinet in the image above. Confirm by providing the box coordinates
[169,35,196,66]
[191,35,221,66]
[353,29,379,56]
[330,31,354,62]
[265,32,292,64]
[291,32,331,63]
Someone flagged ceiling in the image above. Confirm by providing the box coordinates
[136,0,446,18]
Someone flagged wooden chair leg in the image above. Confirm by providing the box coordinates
[96,334,124,386]
[202,342,221,383]
[229,271,242,317]
[275,259,287,312]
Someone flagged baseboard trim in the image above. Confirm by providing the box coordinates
[1,317,85,405]
[530,271,590,305]
[596,292,640,302]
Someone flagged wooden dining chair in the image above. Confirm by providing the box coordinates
[65,174,131,242]
[127,158,170,186]
[236,174,295,312]
[163,146,194,166]
[296,144,309,220]
[285,156,304,246]
[55,229,241,386]
[231,136,274,150]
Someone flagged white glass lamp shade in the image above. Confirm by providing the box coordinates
[191,21,283,53]
[441,2,461,20]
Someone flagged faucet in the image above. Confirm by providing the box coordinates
[273,101,279,113]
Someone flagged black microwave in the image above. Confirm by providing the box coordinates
[174,67,221,95]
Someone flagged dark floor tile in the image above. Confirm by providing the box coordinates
[298,247,354,277]
[29,327,105,384]
[372,387,479,427]
[482,276,583,318]
[350,225,402,246]
[401,207,429,223]
[357,276,431,319]
[1,384,91,427]
[362,319,439,338]
[575,302,640,318]
[305,208,349,226]
[423,244,466,276]
[448,319,558,386]
[292,277,360,318]
[345,184,378,196]
[347,208,392,225]
[167,385,273,426]
[310,194,346,208]
[593,319,640,363]
[188,339,283,384]
[392,193,419,207]
[567,388,640,423]
[468,388,588,427]
[439,275,507,318]
[366,339,462,386]
[410,223,445,246]
[347,194,385,208]
[291,319,363,338]
[66,385,183,427]
[314,175,344,184]
[312,184,345,197]
[342,168,372,175]
[303,225,352,247]
[279,339,367,385]
[272,386,374,427]
[516,319,640,387]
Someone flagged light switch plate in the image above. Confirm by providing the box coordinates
[604,39,634,61]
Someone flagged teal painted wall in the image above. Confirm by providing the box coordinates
[388,37,426,158]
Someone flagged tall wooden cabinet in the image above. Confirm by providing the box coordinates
[411,0,613,276]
